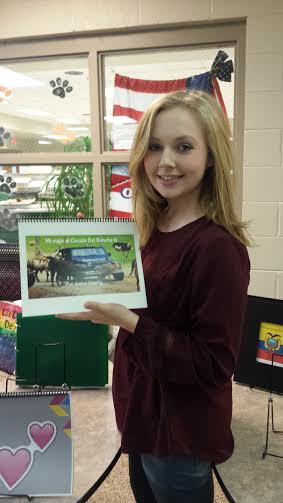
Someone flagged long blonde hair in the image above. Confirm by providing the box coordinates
[129,90,251,247]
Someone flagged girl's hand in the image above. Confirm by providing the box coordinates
[56,302,139,333]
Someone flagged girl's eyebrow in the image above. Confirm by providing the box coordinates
[175,136,196,142]
[150,135,196,142]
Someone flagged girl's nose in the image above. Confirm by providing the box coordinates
[158,148,176,168]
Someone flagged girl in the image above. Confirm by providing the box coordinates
[58,91,250,503]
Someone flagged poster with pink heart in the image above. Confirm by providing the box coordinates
[0,391,72,496]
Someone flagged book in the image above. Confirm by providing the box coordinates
[16,313,108,388]
[18,218,147,317]
[0,388,73,497]
[0,301,22,374]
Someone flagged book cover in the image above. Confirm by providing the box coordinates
[18,218,147,317]
[256,321,283,368]
[0,302,22,374]
[0,390,73,496]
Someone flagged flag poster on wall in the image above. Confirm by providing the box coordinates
[256,321,283,368]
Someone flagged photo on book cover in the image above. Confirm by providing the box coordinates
[18,219,147,316]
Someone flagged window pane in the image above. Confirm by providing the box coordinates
[0,56,91,153]
[103,46,234,151]
[104,164,132,218]
[0,164,94,243]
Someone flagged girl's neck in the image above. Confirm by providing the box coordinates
[158,202,204,232]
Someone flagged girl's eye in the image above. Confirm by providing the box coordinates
[148,143,161,152]
[177,144,192,152]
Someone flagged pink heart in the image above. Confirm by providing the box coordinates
[28,422,56,451]
[0,447,32,490]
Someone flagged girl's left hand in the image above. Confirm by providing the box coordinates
[56,301,139,333]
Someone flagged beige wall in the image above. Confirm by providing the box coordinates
[1,0,283,300]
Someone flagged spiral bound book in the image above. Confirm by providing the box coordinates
[0,389,73,497]
[18,218,147,317]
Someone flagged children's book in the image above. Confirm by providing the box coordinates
[0,389,73,497]
[0,301,22,374]
[256,321,283,368]
[18,218,147,317]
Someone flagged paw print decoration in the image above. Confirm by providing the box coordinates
[0,86,12,103]
[50,77,73,99]
[62,176,85,199]
[0,174,17,194]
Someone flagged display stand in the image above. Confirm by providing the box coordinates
[34,340,68,389]
[16,313,108,388]
[262,353,283,460]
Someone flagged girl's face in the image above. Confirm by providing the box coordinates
[143,105,210,208]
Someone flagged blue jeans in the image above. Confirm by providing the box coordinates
[129,453,214,503]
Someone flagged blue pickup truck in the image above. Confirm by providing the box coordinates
[54,246,125,285]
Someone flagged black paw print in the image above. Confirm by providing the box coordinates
[50,77,73,99]
[0,174,17,194]
[0,127,11,147]
[62,176,85,199]
[0,208,18,231]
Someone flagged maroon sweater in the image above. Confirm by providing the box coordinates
[112,217,250,464]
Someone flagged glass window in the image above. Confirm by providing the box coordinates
[103,47,235,151]
[0,56,91,153]
[0,163,94,243]
[71,248,107,261]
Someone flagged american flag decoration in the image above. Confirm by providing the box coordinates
[112,50,233,127]
[109,50,233,217]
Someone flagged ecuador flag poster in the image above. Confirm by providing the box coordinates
[256,321,283,368]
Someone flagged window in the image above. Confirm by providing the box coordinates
[103,47,235,152]
[0,56,91,154]
[0,163,94,243]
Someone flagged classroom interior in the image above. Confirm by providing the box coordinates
[0,1,283,502]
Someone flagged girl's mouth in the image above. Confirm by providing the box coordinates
[157,175,182,184]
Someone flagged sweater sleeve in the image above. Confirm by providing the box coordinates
[122,234,250,386]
